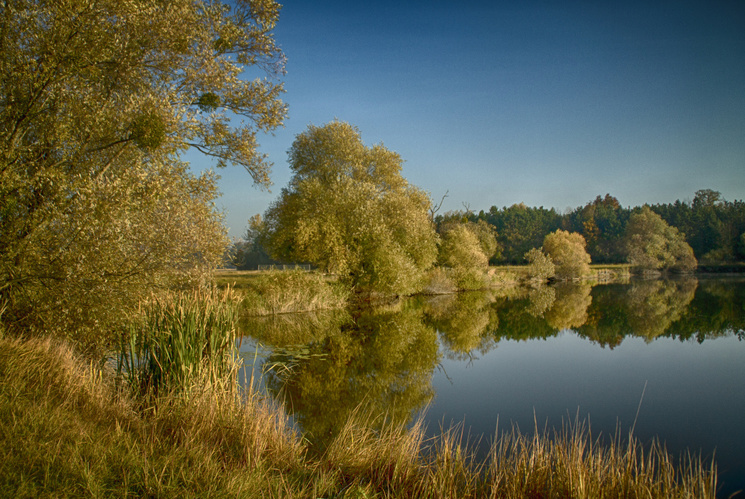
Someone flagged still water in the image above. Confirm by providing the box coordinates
[239,277,745,497]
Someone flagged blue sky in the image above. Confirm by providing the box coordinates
[192,0,745,239]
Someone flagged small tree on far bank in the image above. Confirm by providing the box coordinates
[524,247,556,281]
[437,224,490,290]
[231,215,279,270]
[542,230,592,279]
[624,206,697,273]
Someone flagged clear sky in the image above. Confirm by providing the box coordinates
[191,0,745,239]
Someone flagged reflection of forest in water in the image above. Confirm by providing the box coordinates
[240,278,745,448]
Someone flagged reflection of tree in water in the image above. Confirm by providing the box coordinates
[525,285,556,318]
[662,278,745,341]
[422,292,499,358]
[251,278,743,452]
[543,283,593,330]
[262,306,439,450]
[624,279,697,341]
[576,284,632,348]
[491,295,557,342]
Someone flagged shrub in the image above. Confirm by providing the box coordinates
[542,230,592,279]
[524,247,556,281]
[438,224,490,290]
[421,267,458,295]
[624,206,697,273]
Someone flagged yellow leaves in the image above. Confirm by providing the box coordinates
[542,230,592,279]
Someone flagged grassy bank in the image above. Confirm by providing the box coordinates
[216,269,348,315]
[0,332,717,498]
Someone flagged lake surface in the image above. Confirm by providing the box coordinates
[239,277,745,497]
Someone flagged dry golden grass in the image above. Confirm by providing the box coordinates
[0,294,718,498]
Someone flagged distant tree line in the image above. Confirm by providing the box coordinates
[462,190,744,265]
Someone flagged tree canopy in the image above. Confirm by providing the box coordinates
[624,206,697,273]
[262,121,438,295]
[480,204,562,264]
[434,219,498,290]
[542,230,592,279]
[0,0,286,344]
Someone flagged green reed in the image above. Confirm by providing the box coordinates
[117,287,240,397]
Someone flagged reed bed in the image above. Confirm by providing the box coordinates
[481,419,717,499]
[317,415,717,498]
[117,287,240,398]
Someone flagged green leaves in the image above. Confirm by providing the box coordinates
[0,0,286,342]
[263,121,438,296]
[624,206,697,273]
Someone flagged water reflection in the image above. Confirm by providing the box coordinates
[544,282,593,331]
[422,292,499,359]
[239,277,745,496]
[258,305,439,449]
[623,279,697,340]
[242,278,745,400]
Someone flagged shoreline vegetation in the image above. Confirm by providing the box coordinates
[0,329,718,498]
[1,268,730,497]
[214,263,729,318]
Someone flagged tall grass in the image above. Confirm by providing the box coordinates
[318,414,718,498]
[1,331,719,498]
[239,269,348,315]
[1,284,719,498]
[0,335,309,497]
[117,287,239,397]
[480,419,717,499]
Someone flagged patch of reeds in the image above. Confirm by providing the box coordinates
[117,287,240,398]
[0,335,310,498]
[240,269,348,315]
[317,414,717,498]
[481,418,717,498]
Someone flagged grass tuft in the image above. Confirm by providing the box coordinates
[117,287,240,399]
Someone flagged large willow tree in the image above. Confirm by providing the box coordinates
[0,0,286,344]
[263,121,438,296]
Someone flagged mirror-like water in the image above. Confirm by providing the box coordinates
[238,277,745,498]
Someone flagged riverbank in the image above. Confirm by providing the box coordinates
[215,264,634,314]
[0,333,718,498]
